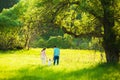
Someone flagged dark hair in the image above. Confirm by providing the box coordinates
[54,46,56,47]
[42,48,46,51]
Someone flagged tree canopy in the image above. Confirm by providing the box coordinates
[37,0,120,63]
[0,0,120,63]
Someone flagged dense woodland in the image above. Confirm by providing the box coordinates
[0,0,120,63]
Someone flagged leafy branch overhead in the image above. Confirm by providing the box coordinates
[0,0,120,63]
[38,0,105,37]
[38,0,120,63]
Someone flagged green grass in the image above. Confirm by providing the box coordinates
[0,48,119,80]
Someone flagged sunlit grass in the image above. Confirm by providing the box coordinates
[0,48,119,80]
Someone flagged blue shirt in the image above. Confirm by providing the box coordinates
[54,48,60,56]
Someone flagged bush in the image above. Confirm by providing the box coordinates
[0,28,24,50]
[47,36,74,48]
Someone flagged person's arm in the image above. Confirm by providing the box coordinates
[53,49,54,60]
[44,51,47,57]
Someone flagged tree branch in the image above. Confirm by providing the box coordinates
[62,26,103,38]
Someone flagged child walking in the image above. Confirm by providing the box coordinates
[48,58,52,66]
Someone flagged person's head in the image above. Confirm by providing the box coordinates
[42,48,46,51]
[54,46,56,48]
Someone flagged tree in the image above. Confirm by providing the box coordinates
[0,0,19,12]
[38,0,120,63]
[0,0,29,50]
[100,0,119,63]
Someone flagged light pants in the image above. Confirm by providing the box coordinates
[41,57,46,65]
[48,60,51,66]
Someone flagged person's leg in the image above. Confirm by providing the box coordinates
[41,58,45,64]
[53,56,56,65]
[44,57,46,64]
[42,58,46,64]
[57,56,59,65]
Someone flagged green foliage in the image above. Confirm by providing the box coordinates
[0,14,19,27]
[89,37,104,52]
[29,35,103,50]
[114,22,120,50]
[47,36,73,48]
[0,0,119,57]
[40,27,64,40]
[31,34,75,49]
[78,38,90,49]
[0,0,19,12]
[38,0,120,62]
[0,0,30,50]
[0,27,24,50]
[31,38,47,48]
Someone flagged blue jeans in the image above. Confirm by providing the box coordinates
[53,56,59,65]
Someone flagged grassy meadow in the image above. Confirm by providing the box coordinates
[0,48,119,80]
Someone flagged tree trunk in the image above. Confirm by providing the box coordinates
[24,24,30,50]
[102,0,119,63]
[24,36,30,50]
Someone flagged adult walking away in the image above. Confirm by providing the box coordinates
[53,46,60,65]
[41,48,47,65]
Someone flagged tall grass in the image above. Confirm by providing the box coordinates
[0,48,119,80]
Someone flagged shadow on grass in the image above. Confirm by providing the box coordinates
[0,49,23,54]
[8,63,120,80]
[8,65,66,80]
[65,63,120,80]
